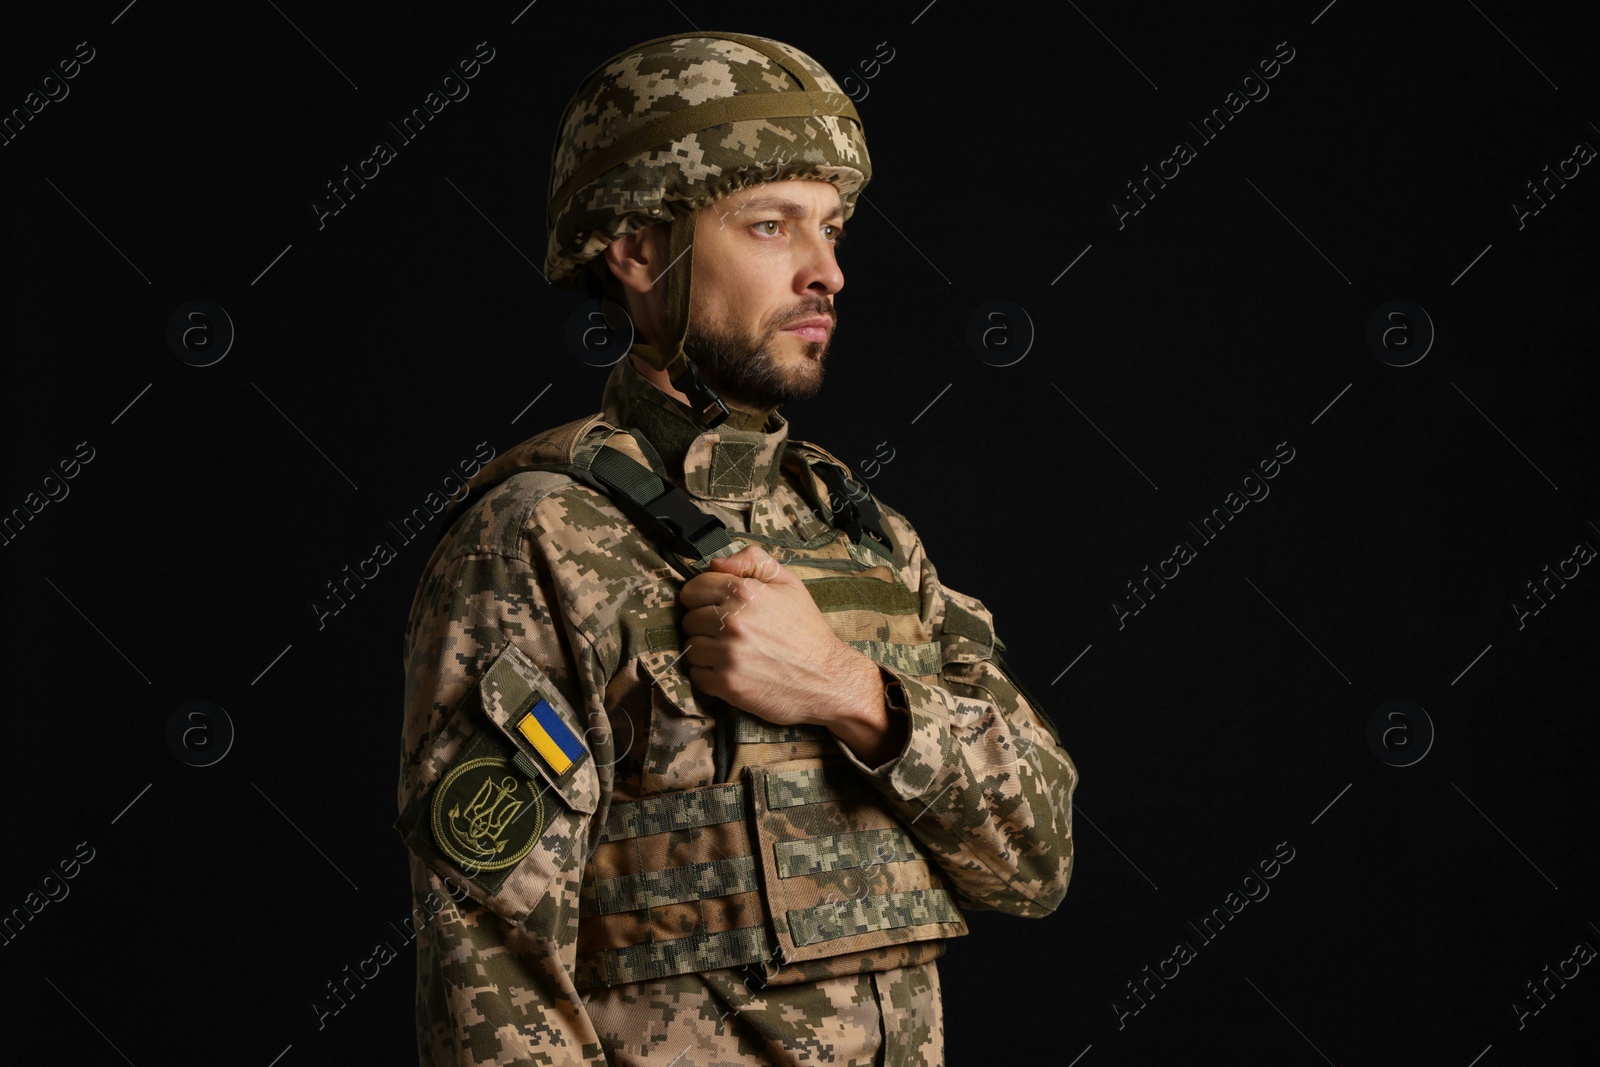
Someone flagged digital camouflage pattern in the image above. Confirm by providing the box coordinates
[545,32,870,286]
[397,357,1079,1064]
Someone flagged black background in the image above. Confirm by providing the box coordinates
[3,1,1598,1064]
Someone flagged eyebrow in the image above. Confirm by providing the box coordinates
[729,195,844,222]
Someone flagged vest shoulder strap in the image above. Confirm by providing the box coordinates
[432,426,735,579]
[438,430,895,576]
[781,441,896,563]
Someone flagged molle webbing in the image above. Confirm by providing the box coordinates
[747,763,965,964]
[573,764,965,990]
[762,765,847,809]
[734,714,820,744]
[787,887,962,948]
[597,781,745,842]
[773,826,921,877]
[845,638,941,677]
[586,854,761,915]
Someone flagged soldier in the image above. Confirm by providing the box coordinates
[396,31,1079,1066]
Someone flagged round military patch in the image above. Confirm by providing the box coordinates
[430,757,546,872]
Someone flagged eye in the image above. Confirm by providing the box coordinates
[824,224,846,245]
[753,220,782,236]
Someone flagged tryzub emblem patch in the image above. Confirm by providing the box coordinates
[430,757,546,872]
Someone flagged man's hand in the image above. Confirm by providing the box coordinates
[678,544,907,764]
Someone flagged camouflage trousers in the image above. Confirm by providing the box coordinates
[583,959,943,1066]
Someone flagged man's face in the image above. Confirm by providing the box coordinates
[683,179,847,411]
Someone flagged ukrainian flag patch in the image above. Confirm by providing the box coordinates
[517,698,585,776]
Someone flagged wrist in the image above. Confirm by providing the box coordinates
[828,654,909,766]
[841,649,885,716]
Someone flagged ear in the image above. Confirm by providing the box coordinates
[602,224,669,295]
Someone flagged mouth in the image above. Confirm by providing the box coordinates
[780,317,834,345]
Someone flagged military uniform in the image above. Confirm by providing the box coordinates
[397,357,1078,1064]
[395,30,1079,1066]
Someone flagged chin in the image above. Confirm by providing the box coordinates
[788,361,826,399]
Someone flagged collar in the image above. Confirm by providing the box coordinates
[600,356,791,503]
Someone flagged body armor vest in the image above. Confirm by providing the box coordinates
[441,422,970,991]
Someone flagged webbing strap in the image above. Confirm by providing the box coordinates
[547,90,860,221]
[589,447,667,505]
[628,215,729,428]
[599,769,859,841]
[584,854,759,915]
[810,462,894,561]
[599,782,745,843]
[617,427,672,478]
[436,440,893,574]
[588,444,734,559]
[668,356,732,429]
[787,887,962,948]
[764,766,860,810]
[734,713,824,744]
[577,923,774,990]
[715,32,823,94]
[774,827,921,878]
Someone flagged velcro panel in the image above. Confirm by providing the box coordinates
[937,588,996,663]
[477,641,596,814]
[802,575,920,615]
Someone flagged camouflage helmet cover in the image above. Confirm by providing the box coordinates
[545,32,871,287]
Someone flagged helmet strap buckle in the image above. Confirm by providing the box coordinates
[671,358,730,430]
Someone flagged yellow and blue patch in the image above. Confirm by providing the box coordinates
[516,698,585,776]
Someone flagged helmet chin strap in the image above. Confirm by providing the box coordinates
[630,212,730,430]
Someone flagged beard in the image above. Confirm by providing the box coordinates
[683,299,836,411]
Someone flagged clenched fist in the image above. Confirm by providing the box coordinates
[678,543,907,764]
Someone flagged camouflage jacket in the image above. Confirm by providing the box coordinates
[397,357,1079,1065]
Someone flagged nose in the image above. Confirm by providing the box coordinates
[796,229,844,297]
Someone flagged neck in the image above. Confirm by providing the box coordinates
[626,353,775,431]
[602,357,792,501]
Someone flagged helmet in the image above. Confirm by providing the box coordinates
[545,32,870,426]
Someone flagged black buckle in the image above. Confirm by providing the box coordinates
[643,484,728,558]
[671,360,730,429]
[812,464,894,559]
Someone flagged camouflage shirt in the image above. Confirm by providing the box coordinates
[398,357,1079,1065]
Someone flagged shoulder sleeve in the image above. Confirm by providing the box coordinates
[397,530,615,1064]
